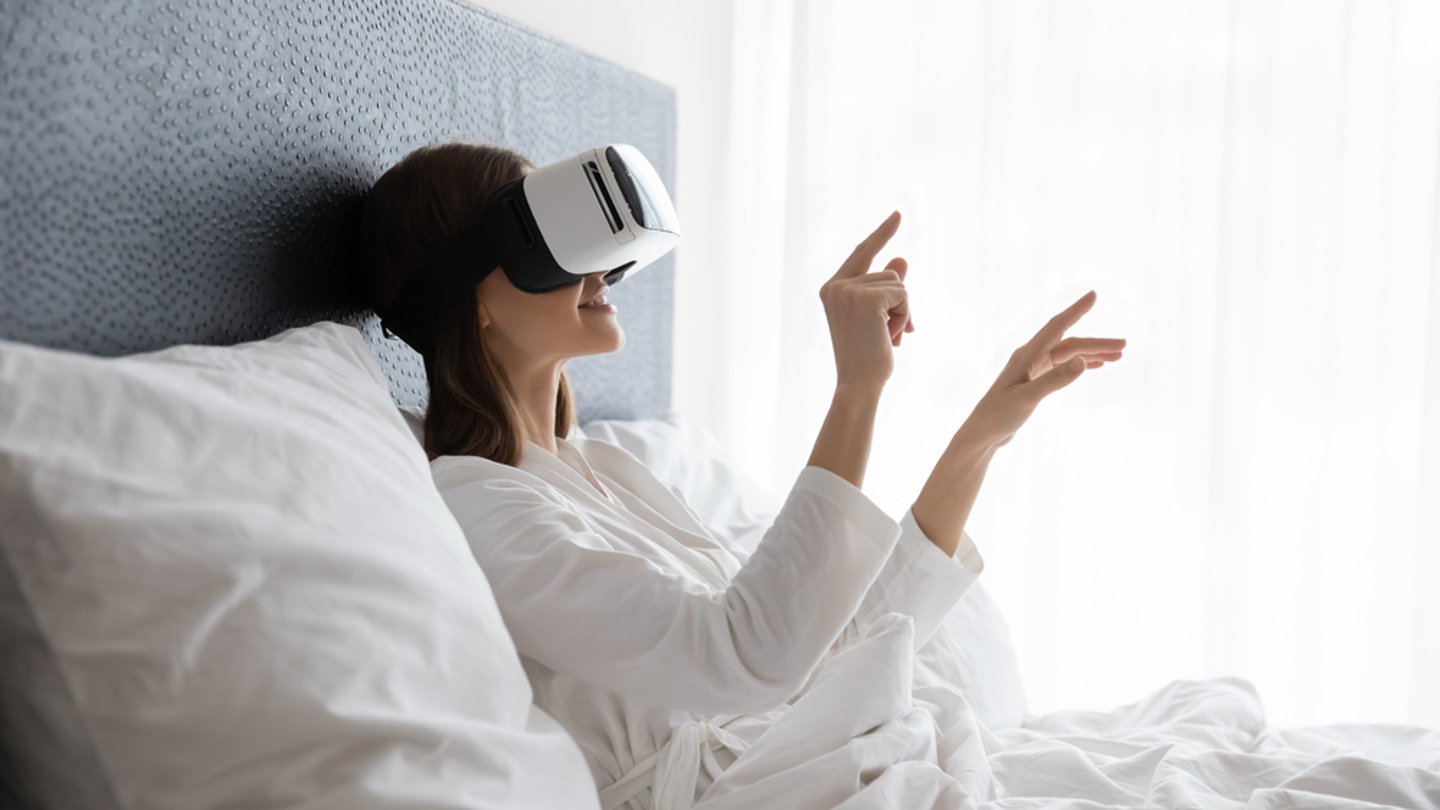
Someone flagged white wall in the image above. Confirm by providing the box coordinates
[468,0,738,449]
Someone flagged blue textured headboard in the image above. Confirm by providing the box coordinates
[0,0,676,422]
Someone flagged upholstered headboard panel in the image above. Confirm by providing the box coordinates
[0,0,676,421]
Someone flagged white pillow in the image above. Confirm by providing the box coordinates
[579,412,1030,730]
[0,322,599,810]
[400,403,427,445]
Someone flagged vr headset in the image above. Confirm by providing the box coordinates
[379,143,681,355]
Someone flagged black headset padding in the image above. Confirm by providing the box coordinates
[379,177,582,355]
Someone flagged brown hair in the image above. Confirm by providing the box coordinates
[359,142,578,465]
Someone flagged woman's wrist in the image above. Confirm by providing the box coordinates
[806,382,883,489]
[833,376,886,399]
[911,429,997,557]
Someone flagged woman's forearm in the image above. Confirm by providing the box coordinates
[911,426,1000,557]
[806,382,883,489]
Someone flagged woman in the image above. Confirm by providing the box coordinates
[360,142,1126,809]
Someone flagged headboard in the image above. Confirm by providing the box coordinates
[0,0,676,422]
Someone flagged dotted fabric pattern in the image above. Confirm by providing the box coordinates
[0,0,677,420]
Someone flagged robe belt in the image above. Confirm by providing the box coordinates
[597,713,750,810]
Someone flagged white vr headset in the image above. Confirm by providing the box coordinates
[380,143,681,354]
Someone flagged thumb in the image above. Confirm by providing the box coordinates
[884,255,908,282]
[1027,355,1086,400]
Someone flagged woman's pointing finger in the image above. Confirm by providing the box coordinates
[1026,289,1097,350]
[832,210,902,280]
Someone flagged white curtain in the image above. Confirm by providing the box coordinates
[721,0,1440,728]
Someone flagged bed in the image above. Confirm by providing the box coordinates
[1,1,1438,808]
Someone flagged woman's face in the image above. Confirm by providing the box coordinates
[471,164,624,371]
[475,267,625,368]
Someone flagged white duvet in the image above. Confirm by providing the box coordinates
[691,611,1440,809]
[985,676,1440,809]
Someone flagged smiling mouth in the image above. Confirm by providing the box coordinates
[578,286,610,308]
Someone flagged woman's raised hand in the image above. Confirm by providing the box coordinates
[818,210,914,391]
[961,290,1126,449]
[910,290,1125,556]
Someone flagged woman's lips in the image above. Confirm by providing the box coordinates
[578,289,611,310]
[578,285,610,307]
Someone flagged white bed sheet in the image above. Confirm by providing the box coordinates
[971,675,1440,808]
[683,619,1439,809]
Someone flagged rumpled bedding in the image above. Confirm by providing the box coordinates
[693,613,1440,810]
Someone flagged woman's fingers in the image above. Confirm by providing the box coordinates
[999,291,1116,386]
[1026,355,1088,399]
[850,256,912,344]
[886,255,908,282]
[1059,336,1126,349]
[1050,337,1126,364]
[964,291,1125,447]
[883,256,912,342]
[1024,346,1125,399]
[877,286,909,334]
[832,210,902,281]
[1026,290,1097,351]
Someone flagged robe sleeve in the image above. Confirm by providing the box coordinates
[829,507,985,656]
[638,454,986,657]
[433,463,901,716]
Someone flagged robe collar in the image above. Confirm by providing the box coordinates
[518,437,740,588]
[520,437,617,504]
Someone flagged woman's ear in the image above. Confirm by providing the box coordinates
[477,298,491,329]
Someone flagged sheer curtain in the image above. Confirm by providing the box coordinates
[721,0,1440,728]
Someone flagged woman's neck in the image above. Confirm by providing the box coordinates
[512,360,563,455]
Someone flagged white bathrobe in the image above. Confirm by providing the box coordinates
[432,434,988,810]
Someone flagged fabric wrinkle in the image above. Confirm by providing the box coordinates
[598,714,749,810]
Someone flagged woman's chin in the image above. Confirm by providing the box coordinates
[581,326,625,356]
